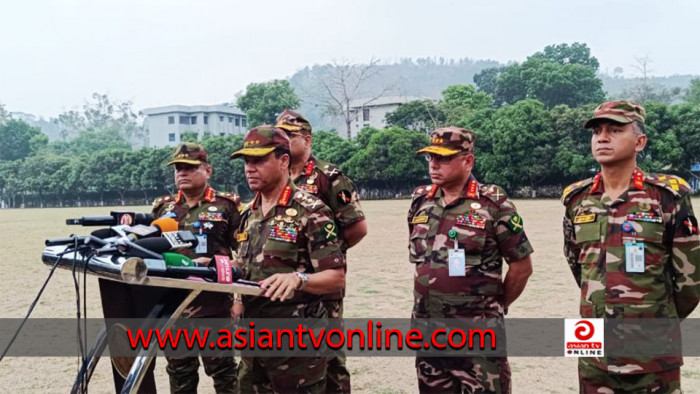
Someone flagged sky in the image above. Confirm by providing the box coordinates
[1,0,698,118]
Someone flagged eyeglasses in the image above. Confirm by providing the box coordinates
[424,153,469,163]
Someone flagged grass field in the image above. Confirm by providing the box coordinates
[1,198,699,393]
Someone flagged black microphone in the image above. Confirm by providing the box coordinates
[65,213,155,226]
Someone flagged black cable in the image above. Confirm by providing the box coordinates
[71,239,87,381]
[0,246,81,363]
[81,251,90,394]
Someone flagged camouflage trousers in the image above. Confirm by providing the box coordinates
[323,298,351,393]
[579,363,681,394]
[238,355,327,393]
[166,355,238,393]
[416,356,511,394]
[166,311,238,394]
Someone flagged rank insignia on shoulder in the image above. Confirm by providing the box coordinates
[456,213,486,229]
[337,190,352,205]
[507,213,524,233]
[236,232,248,242]
[411,215,429,224]
[574,213,597,224]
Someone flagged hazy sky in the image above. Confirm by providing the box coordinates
[2,0,698,118]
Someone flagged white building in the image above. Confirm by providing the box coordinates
[346,96,426,137]
[142,104,248,148]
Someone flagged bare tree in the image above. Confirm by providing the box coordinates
[630,56,654,103]
[0,102,9,125]
[305,58,394,138]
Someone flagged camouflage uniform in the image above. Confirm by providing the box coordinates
[152,143,242,394]
[562,101,700,393]
[277,109,365,393]
[409,127,534,393]
[232,125,346,393]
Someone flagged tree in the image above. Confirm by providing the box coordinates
[0,102,8,125]
[306,59,393,138]
[441,85,494,125]
[0,119,44,161]
[201,135,248,196]
[237,80,300,127]
[311,131,357,167]
[549,104,597,182]
[385,100,445,133]
[684,78,700,105]
[345,127,429,191]
[57,93,147,146]
[475,43,605,108]
[48,128,131,155]
[530,43,600,70]
[477,99,556,194]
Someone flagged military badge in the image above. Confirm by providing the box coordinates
[507,213,524,233]
[411,215,429,224]
[626,212,662,223]
[199,212,224,221]
[268,223,298,243]
[285,208,298,217]
[456,213,486,229]
[323,222,338,240]
[208,206,218,212]
[203,222,214,230]
[573,213,597,224]
[236,232,248,242]
[470,202,481,210]
[683,216,698,235]
[300,184,319,194]
[337,190,352,205]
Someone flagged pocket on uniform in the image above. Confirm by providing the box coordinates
[575,222,601,243]
[262,239,299,263]
[409,224,430,264]
[455,228,486,266]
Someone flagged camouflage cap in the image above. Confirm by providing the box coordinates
[416,126,476,156]
[230,125,291,159]
[275,109,312,134]
[583,100,646,128]
[166,142,208,166]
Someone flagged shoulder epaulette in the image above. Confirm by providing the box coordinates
[646,173,691,198]
[216,191,241,205]
[152,194,175,211]
[292,190,325,213]
[411,185,433,200]
[561,178,594,205]
[480,184,509,205]
[317,160,343,180]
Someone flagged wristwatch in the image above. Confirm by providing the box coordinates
[294,271,309,290]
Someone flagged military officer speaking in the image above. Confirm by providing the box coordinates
[152,142,242,393]
[562,101,700,393]
[231,125,346,393]
[408,126,534,393]
[276,109,366,393]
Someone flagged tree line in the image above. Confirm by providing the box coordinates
[2,43,699,208]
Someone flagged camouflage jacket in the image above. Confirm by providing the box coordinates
[152,186,242,316]
[292,156,364,300]
[408,176,534,319]
[235,182,345,318]
[562,169,700,373]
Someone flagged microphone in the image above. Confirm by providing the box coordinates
[122,217,179,240]
[66,213,155,226]
[160,253,245,284]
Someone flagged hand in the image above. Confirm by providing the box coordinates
[259,273,301,302]
[231,301,244,318]
[193,257,212,266]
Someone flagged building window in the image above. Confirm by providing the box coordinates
[168,116,174,124]
[228,116,233,123]
[234,117,240,126]
[191,116,197,125]
[241,118,247,127]
[168,133,176,142]
[179,116,190,124]
[363,108,370,121]
[219,115,224,122]
[203,115,208,125]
